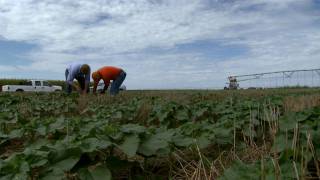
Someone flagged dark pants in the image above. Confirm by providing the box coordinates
[110,71,126,95]
[65,69,88,94]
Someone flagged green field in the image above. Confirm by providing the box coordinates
[0,89,320,179]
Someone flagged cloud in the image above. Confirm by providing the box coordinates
[0,0,319,89]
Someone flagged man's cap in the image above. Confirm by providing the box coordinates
[80,64,90,74]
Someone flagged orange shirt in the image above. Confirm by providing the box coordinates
[95,66,122,88]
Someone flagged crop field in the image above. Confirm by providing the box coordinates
[0,89,320,179]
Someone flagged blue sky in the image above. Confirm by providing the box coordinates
[0,0,319,89]
[0,40,34,66]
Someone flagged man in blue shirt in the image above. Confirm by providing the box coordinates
[65,63,90,94]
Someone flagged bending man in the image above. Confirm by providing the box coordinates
[65,63,90,94]
[92,66,126,95]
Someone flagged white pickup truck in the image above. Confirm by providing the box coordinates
[2,80,62,92]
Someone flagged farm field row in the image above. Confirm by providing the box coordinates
[0,89,320,179]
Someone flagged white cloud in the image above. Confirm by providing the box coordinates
[0,0,319,89]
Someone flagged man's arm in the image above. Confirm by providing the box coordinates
[102,79,110,94]
[72,83,81,92]
[82,82,89,94]
[82,69,91,94]
[66,69,82,92]
[92,80,99,94]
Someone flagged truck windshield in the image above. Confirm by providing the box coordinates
[35,81,41,86]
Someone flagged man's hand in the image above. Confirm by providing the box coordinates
[93,81,98,94]
[84,83,89,95]
[72,84,81,93]
[82,90,87,95]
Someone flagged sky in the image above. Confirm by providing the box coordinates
[0,0,319,89]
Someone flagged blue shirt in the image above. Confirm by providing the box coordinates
[66,63,90,85]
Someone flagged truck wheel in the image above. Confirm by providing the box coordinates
[16,89,24,92]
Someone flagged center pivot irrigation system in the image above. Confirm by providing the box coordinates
[226,68,320,89]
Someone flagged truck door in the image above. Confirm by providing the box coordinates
[35,81,42,91]
[25,81,33,91]
[42,81,51,92]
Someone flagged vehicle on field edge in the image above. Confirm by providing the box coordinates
[1,80,62,92]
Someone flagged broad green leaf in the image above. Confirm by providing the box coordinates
[48,117,65,132]
[11,172,28,180]
[295,112,310,122]
[78,168,93,180]
[138,132,170,156]
[172,134,193,147]
[52,156,80,171]
[19,161,30,173]
[279,161,302,179]
[279,114,298,131]
[36,126,47,136]
[0,154,29,175]
[30,159,48,168]
[196,134,211,149]
[176,109,189,121]
[90,164,112,180]
[0,174,13,180]
[218,160,260,180]
[118,134,140,157]
[8,129,24,139]
[23,148,49,168]
[79,165,112,180]
[79,122,97,138]
[27,139,51,150]
[193,108,208,119]
[80,138,111,153]
[158,111,169,122]
[242,126,257,138]
[49,146,81,162]
[48,147,82,171]
[214,128,232,145]
[271,134,290,153]
[40,168,65,180]
[120,124,146,134]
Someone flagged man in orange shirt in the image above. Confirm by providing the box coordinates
[92,66,126,95]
